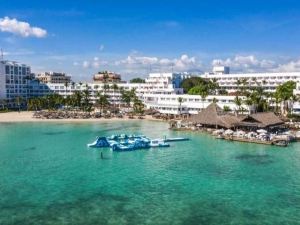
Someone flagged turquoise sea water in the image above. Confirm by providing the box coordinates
[1,121,300,225]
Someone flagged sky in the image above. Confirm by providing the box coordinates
[1,0,300,81]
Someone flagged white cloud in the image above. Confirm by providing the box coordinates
[2,49,35,56]
[99,45,104,51]
[273,60,300,72]
[78,57,107,69]
[82,61,90,68]
[212,55,276,72]
[115,54,201,72]
[0,17,47,38]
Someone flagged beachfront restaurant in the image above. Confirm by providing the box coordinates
[180,103,285,131]
[181,103,241,129]
[233,112,285,131]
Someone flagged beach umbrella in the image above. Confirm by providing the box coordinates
[257,129,267,133]
[224,129,234,135]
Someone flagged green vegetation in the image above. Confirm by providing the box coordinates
[23,85,145,115]
[180,77,207,93]
[130,78,145,83]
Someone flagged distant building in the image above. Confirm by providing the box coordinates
[146,72,191,89]
[36,72,71,84]
[201,66,300,93]
[0,60,31,107]
[93,71,122,83]
[212,66,230,75]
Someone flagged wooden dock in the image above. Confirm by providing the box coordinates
[223,136,289,147]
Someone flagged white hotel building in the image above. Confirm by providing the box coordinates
[0,60,31,107]
[32,72,245,114]
[202,71,300,93]
[1,60,300,114]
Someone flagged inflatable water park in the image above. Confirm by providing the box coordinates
[87,134,189,151]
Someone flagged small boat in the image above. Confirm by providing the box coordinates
[215,134,224,139]
[149,139,170,147]
[272,139,289,147]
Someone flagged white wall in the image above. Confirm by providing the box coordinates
[0,62,6,99]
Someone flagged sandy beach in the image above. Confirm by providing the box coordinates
[0,111,164,123]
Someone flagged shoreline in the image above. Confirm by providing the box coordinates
[0,111,166,123]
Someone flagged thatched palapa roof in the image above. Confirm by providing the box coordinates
[236,112,284,128]
[183,103,284,129]
[184,103,241,128]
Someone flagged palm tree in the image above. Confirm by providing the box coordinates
[103,84,110,95]
[73,91,83,110]
[96,91,109,113]
[15,96,23,112]
[223,105,231,112]
[234,96,242,114]
[64,81,69,99]
[275,81,296,115]
[199,89,208,111]
[82,89,91,112]
[112,83,119,112]
[0,99,6,111]
[178,97,183,116]
[241,78,249,95]
[133,97,144,115]
[212,97,218,103]
[244,97,253,114]
[103,71,109,83]
[209,78,219,95]
[235,78,242,95]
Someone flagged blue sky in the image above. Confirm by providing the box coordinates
[1,0,300,80]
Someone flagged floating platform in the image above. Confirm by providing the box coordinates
[223,136,289,147]
[87,134,189,151]
[164,137,189,142]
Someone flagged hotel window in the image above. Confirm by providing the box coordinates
[5,66,10,74]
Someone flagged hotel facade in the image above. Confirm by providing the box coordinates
[1,60,300,114]
[0,60,31,107]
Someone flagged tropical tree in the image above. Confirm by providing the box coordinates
[15,96,23,112]
[96,92,110,113]
[64,81,69,98]
[103,84,110,95]
[130,78,145,83]
[72,91,83,110]
[121,90,132,107]
[271,91,281,113]
[180,77,207,93]
[133,97,144,115]
[82,89,91,112]
[275,81,296,115]
[235,78,242,95]
[27,97,41,111]
[112,83,119,111]
[223,105,231,112]
[0,99,7,111]
[218,89,228,95]
[234,96,243,114]
[244,97,253,114]
[208,78,219,95]
[212,97,218,103]
[178,97,183,116]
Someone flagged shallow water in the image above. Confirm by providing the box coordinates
[0,121,300,225]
